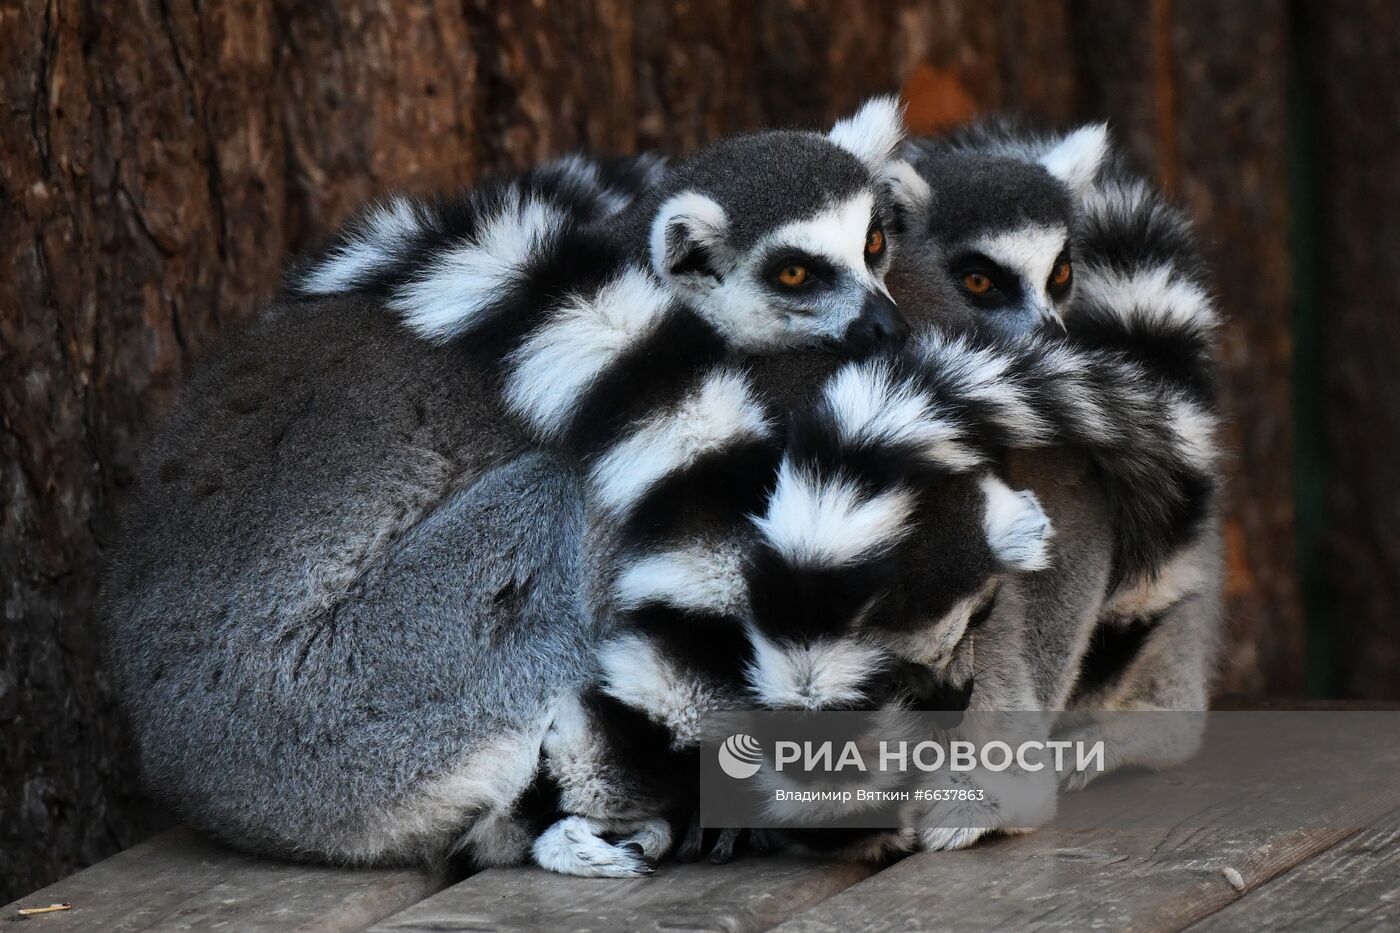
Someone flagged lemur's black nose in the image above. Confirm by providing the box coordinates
[842,291,909,357]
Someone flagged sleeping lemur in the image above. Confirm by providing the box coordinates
[104,100,924,877]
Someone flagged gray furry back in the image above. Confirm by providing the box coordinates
[103,294,595,864]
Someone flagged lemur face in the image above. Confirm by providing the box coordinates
[899,125,1109,339]
[649,99,920,357]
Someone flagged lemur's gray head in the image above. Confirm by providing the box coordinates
[898,125,1109,338]
[642,98,920,357]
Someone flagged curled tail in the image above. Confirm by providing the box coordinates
[1069,171,1220,407]
[283,153,666,345]
[743,326,1218,703]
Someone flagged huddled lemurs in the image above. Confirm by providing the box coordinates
[104,98,1222,877]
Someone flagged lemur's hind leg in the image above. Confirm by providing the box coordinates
[325,450,596,867]
[1056,526,1224,791]
[528,692,679,877]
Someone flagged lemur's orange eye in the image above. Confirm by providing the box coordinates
[866,227,885,257]
[963,272,992,295]
[777,264,810,287]
[1051,261,1072,286]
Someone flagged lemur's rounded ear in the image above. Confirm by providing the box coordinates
[882,159,933,216]
[979,475,1054,572]
[650,191,729,281]
[827,96,906,171]
[1040,124,1110,198]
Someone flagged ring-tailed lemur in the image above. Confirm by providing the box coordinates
[893,122,1223,784]
[517,294,1216,869]
[105,100,924,877]
[265,118,1207,874]
[899,121,1109,338]
[730,124,1224,856]
[292,119,1215,868]
[468,126,1220,865]
[543,124,1222,861]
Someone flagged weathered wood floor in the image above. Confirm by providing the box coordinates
[9,711,1399,932]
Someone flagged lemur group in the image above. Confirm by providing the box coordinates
[105,98,1223,878]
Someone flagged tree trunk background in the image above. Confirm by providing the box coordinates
[1309,0,1400,701]
[7,0,1382,900]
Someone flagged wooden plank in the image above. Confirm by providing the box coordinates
[766,715,1400,932]
[1189,811,1400,932]
[1,827,442,933]
[368,858,876,933]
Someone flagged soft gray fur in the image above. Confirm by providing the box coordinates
[106,98,919,871]
[104,295,601,864]
[107,115,1221,869]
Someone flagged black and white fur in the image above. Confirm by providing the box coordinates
[882,122,1224,819]
[589,127,1223,858]
[282,97,919,877]
[529,314,1220,864]
[106,99,931,878]
[509,128,1223,859]
[900,121,1110,338]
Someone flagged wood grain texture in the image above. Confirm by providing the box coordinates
[768,714,1400,932]
[1310,0,1400,701]
[1,827,442,932]
[1189,812,1400,932]
[2,0,1311,901]
[369,858,875,933]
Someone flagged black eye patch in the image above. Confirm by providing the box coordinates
[1047,248,1074,301]
[762,251,836,291]
[947,251,1023,307]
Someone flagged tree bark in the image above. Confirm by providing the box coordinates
[1311,0,1400,700]
[1073,0,1301,696]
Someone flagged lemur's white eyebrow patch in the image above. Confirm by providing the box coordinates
[969,224,1069,291]
[756,192,884,289]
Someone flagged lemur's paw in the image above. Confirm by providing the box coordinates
[919,825,992,851]
[615,818,672,862]
[533,816,655,878]
[675,820,775,863]
[675,817,706,863]
[707,828,742,864]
